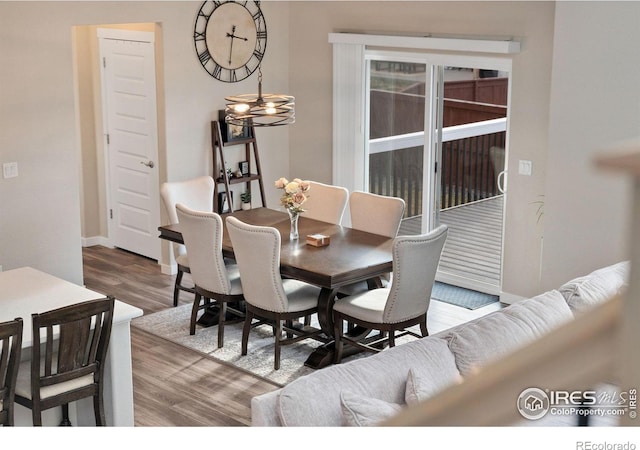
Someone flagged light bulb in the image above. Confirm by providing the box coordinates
[234,103,250,113]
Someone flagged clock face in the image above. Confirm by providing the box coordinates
[194,1,267,82]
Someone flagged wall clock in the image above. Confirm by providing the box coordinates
[194,0,267,83]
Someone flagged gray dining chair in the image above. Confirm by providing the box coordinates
[225,216,329,370]
[160,176,215,307]
[333,225,448,363]
[0,318,22,427]
[302,181,349,225]
[176,203,245,345]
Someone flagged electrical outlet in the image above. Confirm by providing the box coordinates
[518,160,532,176]
[3,162,18,178]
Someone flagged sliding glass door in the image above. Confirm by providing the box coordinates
[365,52,509,295]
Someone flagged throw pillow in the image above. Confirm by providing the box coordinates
[558,261,629,315]
[405,368,462,406]
[340,391,403,427]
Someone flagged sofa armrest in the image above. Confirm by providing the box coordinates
[251,389,282,426]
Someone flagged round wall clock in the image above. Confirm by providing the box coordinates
[194,0,267,82]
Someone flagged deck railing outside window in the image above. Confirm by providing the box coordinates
[369,117,507,217]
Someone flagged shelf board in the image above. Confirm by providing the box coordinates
[216,174,260,185]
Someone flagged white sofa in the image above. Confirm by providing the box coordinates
[251,262,630,426]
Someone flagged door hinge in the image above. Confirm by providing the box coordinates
[103,57,106,68]
[434,161,438,173]
[109,209,113,219]
[106,134,110,145]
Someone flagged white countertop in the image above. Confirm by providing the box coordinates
[0,267,143,348]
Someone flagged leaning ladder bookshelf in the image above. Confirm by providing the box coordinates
[211,120,266,213]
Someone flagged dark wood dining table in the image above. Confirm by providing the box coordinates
[158,207,394,369]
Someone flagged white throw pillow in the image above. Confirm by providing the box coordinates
[340,391,403,426]
[405,368,463,406]
[559,261,629,315]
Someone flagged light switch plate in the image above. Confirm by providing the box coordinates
[518,160,532,176]
[3,162,18,178]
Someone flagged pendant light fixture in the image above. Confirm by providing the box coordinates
[224,67,295,127]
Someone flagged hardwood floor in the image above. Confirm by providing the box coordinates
[82,245,280,427]
[82,245,501,427]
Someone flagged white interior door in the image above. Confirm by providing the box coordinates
[99,29,160,261]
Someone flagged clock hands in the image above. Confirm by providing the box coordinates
[226,25,248,65]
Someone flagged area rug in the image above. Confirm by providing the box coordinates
[431,281,499,310]
[132,305,333,386]
[131,304,420,386]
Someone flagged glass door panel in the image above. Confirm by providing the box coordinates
[366,59,429,234]
[436,66,508,294]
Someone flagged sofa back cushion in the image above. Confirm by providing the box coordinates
[558,261,629,315]
[277,337,459,426]
[444,289,573,376]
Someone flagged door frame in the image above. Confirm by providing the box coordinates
[97,28,161,260]
[333,39,513,292]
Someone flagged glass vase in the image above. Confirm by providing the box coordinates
[287,209,300,240]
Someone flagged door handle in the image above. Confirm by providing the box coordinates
[497,170,506,194]
[140,160,155,169]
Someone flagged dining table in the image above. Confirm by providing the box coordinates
[158,207,394,369]
[0,266,143,426]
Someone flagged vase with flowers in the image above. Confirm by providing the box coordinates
[275,177,310,240]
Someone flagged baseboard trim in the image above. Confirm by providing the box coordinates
[82,236,111,248]
[499,291,527,305]
[161,263,177,276]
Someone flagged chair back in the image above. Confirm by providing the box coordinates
[160,176,215,258]
[0,318,22,426]
[176,203,234,295]
[226,217,289,313]
[349,191,406,238]
[383,225,448,323]
[302,181,349,225]
[30,297,114,404]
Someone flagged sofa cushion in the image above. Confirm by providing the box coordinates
[444,289,573,376]
[276,337,460,426]
[559,261,629,315]
[340,391,403,426]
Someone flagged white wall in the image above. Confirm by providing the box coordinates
[541,1,640,290]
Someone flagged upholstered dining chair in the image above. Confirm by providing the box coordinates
[15,297,114,426]
[160,176,215,307]
[225,216,329,370]
[349,190,406,238]
[302,181,349,225]
[176,203,245,344]
[339,191,406,296]
[332,225,448,363]
[0,318,22,427]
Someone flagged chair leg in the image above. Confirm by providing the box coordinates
[217,302,226,348]
[420,317,429,337]
[32,403,42,427]
[274,320,282,370]
[388,329,396,348]
[333,316,345,364]
[174,268,184,307]
[59,403,72,426]
[241,311,253,356]
[94,393,106,426]
[190,293,202,335]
